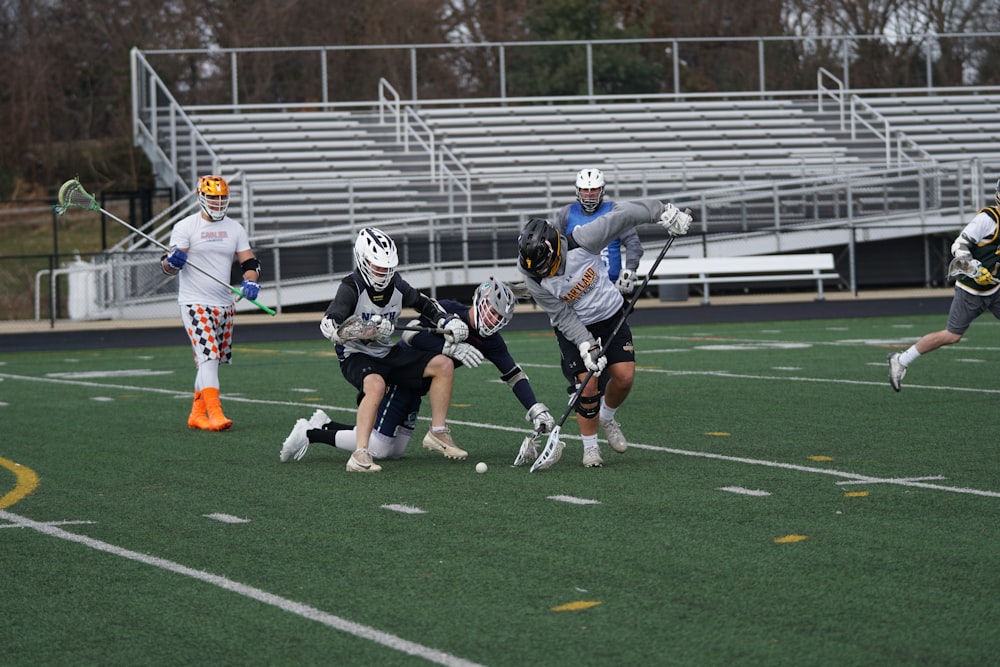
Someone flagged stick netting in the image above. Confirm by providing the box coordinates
[54,179,99,215]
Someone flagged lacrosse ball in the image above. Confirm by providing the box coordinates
[475,462,488,474]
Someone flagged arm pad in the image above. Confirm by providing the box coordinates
[240,257,262,278]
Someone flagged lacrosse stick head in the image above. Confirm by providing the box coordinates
[512,431,541,467]
[948,256,999,284]
[53,179,99,215]
[336,315,378,342]
[530,427,566,472]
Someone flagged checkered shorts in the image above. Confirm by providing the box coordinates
[181,303,234,366]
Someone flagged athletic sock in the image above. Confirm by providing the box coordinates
[599,399,618,422]
[899,346,921,366]
[582,434,599,450]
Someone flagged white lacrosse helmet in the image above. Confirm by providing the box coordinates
[472,276,516,337]
[575,168,605,214]
[354,227,398,291]
[198,175,230,221]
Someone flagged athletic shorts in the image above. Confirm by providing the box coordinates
[339,345,439,393]
[181,303,234,366]
[946,286,1000,335]
[555,307,635,383]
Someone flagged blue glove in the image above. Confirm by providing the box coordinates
[240,279,260,300]
[165,248,187,271]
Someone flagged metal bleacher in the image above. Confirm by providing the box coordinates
[121,43,1000,316]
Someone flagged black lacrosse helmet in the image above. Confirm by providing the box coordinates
[517,218,564,279]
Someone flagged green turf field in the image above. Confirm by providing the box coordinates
[2,313,999,666]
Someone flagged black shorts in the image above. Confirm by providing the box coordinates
[340,346,440,393]
[555,308,635,384]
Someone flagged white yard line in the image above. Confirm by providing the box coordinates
[0,509,484,667]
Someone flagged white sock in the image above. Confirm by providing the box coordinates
[582,434,599,450]
[899,345,921,366]
[333,429,356,452]
[599,398,617,422]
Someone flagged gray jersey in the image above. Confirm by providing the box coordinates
[521,199,665,346]
[324,272,447,359]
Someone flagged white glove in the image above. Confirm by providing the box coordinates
[438,315,469,343]
[578,339,607,376]
[370,314,395,342]
[319,316,343,345]
[658,203,691,236]
[615,269,636,294]
[526,402,555,434]
[442,340,483,368]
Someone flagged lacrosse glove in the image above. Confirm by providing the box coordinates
[443,340,483,368]
[615,269,636,294]
[578,339,607,375]
[165,248,188,271]
[526,402,555,434]
[657,203,691,236]
[438,314,470,343]
[975,267,995,286]
[370,314,395,342]
[240,279,260,300]
[319,316,343,345]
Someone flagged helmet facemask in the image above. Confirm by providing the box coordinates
[354,227,398,291]
[198,175,230,221]
[518,218,563,279]
[575,168,605,215]
[473,277,515,337]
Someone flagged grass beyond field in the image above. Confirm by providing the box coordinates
[2,313,999,666]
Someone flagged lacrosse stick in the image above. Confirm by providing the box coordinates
[531,213,689,472]
[947,256,999,285]
[513,425,560,467]
[396,324,448,334]
[54,178,277,316]
[336,316,379,341]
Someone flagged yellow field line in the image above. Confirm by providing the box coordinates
[0,457,39,509]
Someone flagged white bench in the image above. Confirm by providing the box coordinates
[637,253,839,305]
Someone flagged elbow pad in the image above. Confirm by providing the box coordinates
[241,257,262,279]
[500,365,529,389]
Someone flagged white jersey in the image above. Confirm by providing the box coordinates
[168,212,251,306]
[521,199,664,346]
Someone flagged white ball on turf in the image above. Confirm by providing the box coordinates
[475,461,488,474]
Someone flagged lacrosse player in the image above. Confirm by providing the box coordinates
[281,277,556,465]
[517,199,691,467]
[556,168,644,295]
[160,174,261,432]
[310,227,470,473]
[888,179,1000,391]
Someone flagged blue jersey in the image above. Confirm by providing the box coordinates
[564,201,623,280]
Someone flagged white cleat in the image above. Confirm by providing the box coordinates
[346,448,382,473]
[280,418,311,463]
[600,417,628,453]
[582,446,604,468]
[422,428,468,459]
[309,409,332,429]
[887,352,906,392]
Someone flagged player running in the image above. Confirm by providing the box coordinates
[516,199,691,468]
[280,277,556,464]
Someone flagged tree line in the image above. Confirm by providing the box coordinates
[1,0,997,199]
